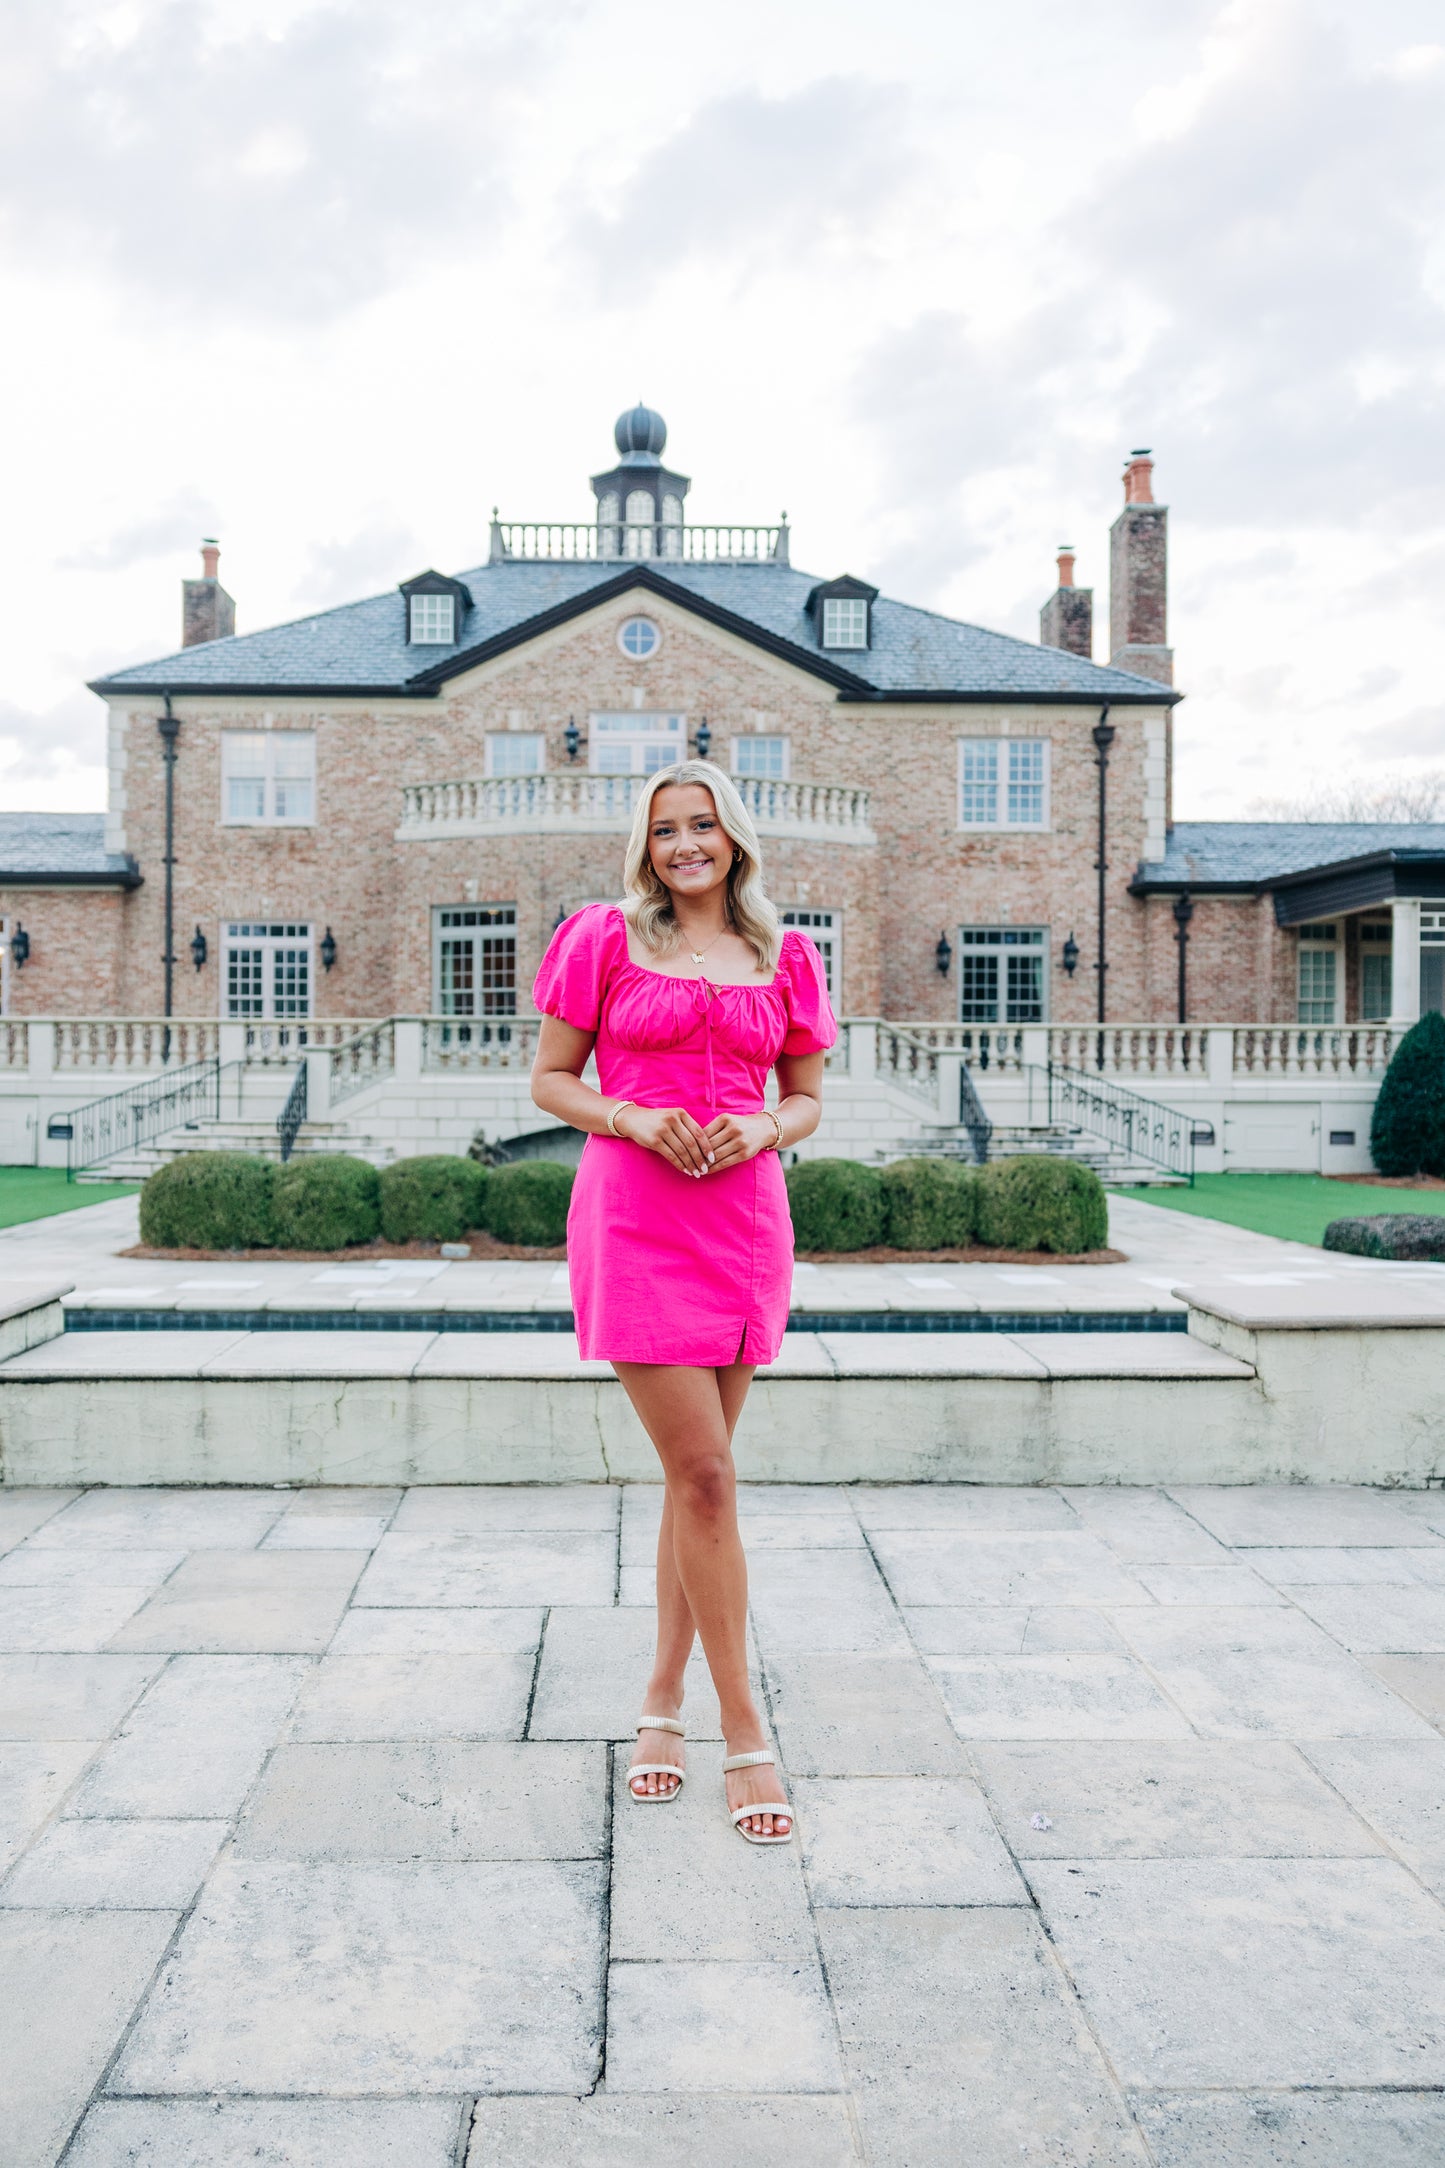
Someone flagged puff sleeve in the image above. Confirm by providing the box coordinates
[532,904,622,1032]
[780,930,839,1055]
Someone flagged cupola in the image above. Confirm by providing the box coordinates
[399,569,473,646]
[590,403,691,557]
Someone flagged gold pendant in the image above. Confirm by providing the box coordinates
[690,952,705,965]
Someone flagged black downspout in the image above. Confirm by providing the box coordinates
[1173,890,1194,1024]
[1091,707,1114,1066]
[157,693,179,1064]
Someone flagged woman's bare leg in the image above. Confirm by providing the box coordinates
[616,1360,789,1836]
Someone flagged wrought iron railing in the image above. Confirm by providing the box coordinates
[62,1057,221,1177]
[489,519,788,564]
[957,1062,993,1165]
[276,1062,308,1163]
[1029,1062,1193,1182]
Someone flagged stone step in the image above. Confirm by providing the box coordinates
[886,1124,1188,1187]
[77,1120,394,1181]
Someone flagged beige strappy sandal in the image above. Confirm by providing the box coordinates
[724,1748,794,1845]
[628,1714,686,1802]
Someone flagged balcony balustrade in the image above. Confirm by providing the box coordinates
[397,771,875,845]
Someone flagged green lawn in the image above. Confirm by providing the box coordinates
[1116,1170,1445,1248]
[0,1166,140,1230]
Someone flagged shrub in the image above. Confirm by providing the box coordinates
[139,1151,276,1251]
[785,1157,886,1252]
[1370,1011,1445,1177]
[380,1155,488,1243]
[484,1159,574,1245]
[880,1157,979,1250]
[976,1154,1109,1254]
[1324,1213,1445,1261]
[271,1154,381,1250]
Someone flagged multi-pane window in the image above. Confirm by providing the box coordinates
[821,597,868,649]
[732,735,789,779]
[958,739,1049,829]
[618,617,660,658]
[409,594,455,643]
[780,908,838,998]
[223,923,311,1018]
[957,926,1046,1025]
[1423,909,1445,1016]
[589,712,686,775]
[486,733,545,776]
[1359,921,1392,1022]
[1297,922,1338,1025]
[434,906,517,1017]
[222,733,315,825]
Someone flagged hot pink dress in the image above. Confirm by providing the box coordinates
[533,904,837,1366]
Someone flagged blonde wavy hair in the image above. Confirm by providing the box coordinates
[622,760,782,974]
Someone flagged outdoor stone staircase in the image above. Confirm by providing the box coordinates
[886,1121,1188,1187]
[76,1116,397,1183]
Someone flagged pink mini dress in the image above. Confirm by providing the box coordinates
[533,903,837,1367]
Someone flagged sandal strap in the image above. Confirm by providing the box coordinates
[638,1716,686,1736]
[723,1750,774,1772]
[730,1802,791,1823]
[629,1764,685,1781]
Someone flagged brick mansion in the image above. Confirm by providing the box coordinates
[3,405,1443,1041]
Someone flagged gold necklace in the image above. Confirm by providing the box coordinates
[683,923,732,968]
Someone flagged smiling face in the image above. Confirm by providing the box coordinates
[646,782,735,906]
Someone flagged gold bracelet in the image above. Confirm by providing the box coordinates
[766,1108,785,1150]
[607,1100,636,1138]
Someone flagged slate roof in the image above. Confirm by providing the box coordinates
[89,559,1174,705]
[1134,822,1445,890]
[0,812,140,885]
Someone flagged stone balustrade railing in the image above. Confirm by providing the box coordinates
[1232,1025,1400,1076]
[396,772,874,844]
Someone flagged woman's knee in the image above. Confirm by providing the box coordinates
[672,1451,735,1524]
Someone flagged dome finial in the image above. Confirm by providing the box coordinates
[615,402,667,458]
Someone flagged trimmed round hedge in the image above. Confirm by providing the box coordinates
[785,1158,886,1252]
[271,1154,381,1250]
[976,1154,1108,1255]
[380,1155,489,1243]
[139,1151,276,1251]
[484,1160,573,1246]
[1370,1010,1445,1177]
[880,1157,979,1250]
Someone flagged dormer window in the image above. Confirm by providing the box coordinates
[410,594,455,644]
[822,598,868,649]
[807,574,879,653]
[399,569,472,648]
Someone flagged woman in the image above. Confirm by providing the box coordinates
[530,759,835,1845]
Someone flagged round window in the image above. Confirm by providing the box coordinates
[618,616,660,659]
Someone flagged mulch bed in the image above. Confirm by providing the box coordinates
[120,1234,1121,1267]
[1323,1173,1445,1190]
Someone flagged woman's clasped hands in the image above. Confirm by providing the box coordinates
[613,1103,777,1177]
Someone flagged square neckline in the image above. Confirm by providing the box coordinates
[612,906,785,992]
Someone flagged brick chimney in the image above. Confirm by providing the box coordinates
[1108,451,1172,685]
[1039,545,1093,659]
[182,537,236,648]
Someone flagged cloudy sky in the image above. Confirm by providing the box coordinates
[2,0,1442,816]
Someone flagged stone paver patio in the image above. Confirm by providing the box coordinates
[4,1481,1445,2163]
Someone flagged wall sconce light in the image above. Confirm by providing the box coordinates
[190,925,208,972]
[9,923,30,969]
[564,716,581,762]
[694,717,712,760]
[1061,931,1079,978]
[319,928,338,972]
[934,930,952,977]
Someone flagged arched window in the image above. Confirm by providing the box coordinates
[660,493,683,557]
[624,489,655,558]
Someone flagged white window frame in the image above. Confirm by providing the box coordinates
[956,925,1048,1025]
[1358,919,1392,1023]
[432,904,518,1019]
[1296,922,1340,1026]
[409,593,455,643]
[821,596,868,649]
[617,616,661,659]
[780,908,839,1000]
[1422,908,1445,1017]
[221,732,316,826]
[222,922,312,1019]
[731,734,790,780]
[588,712,686,775]
[956,738,1050,831]
[485,732,545,777]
